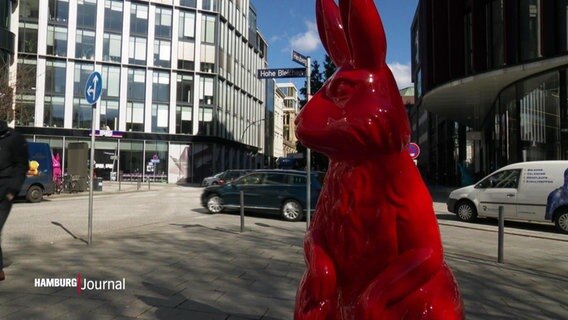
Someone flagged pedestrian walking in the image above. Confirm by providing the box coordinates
[0,120,29,281]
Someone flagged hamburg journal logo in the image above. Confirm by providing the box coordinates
[34,273,126,294]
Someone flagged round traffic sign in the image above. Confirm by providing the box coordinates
[408,142,420,159]
[85,71,103,105]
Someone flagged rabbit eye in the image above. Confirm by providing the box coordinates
[327,79,356,101]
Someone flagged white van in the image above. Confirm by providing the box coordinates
[447,161,568,234]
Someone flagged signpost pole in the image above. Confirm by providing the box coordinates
[306,57,311,230]
[88,103,96,245]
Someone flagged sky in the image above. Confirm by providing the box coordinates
[253,0,419,91]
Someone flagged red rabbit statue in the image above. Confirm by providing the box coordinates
[293,0,464,319]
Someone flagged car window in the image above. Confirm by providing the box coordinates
[239,173,263,185]
[477,169,520,189]
[263,173,286,184]
[289,174,306,185]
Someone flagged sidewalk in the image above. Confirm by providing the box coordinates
[0,198,567,319]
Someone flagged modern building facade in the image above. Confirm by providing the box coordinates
[12,0,267,183]
[412,0,568,186]
[0,0,17,66]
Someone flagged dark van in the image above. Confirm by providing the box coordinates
[18,142,55,202]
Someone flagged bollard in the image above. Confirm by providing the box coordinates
[240,190,245,232]
[498,206,504,263]
[148,175,151,190]
[137,178,141,191]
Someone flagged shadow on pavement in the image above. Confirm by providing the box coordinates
[51,221,88,244]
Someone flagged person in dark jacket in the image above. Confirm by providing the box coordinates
[0,120,29,281]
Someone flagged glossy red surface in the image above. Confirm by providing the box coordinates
[293,1,464,319]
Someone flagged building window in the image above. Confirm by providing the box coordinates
[18,22,38,53]
[176,74,193,104]
[198,106,213,135]
[47,26,68,57]
[73,98,93,129]
[176,105,193,134]
[464,11,473,74]
[104,0,123,33]
[48,0,69,23]
[179,11,195,40]
[201,14,216,44]
[45,59,67,95]
[77,0,97,29]
[73,63,94,96]
[103,33,122,62]
[127,68,146,102]
[151,104,169,133]
[557,1,568,52]
[153,71,170,102]
[201,33,216,73]
[202,0,218,11]
[130,3,148,35]
[15,95,35,127]
[520,0,541,61]
[155,7,172,39]
[486,0,504,68]
[100,100,119,130]
[154,39,171,68]
[75,29,96,59]
[101,65,120,98]
[126,102,144,131]
[44,96,65,128]
[177,40,195,70]
[199,76,214,105]
[129,36,147,65]
[20,0,40,21]
[180,0,196,8]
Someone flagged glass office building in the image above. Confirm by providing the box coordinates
[412,0,568,186]
[12,0,268,183]
[0,1,17,78]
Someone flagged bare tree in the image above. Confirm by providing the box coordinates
[0,55,36,125]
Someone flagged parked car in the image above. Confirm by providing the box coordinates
[201,169,251,187]
[18,142,55,203]
[201,169,325,221]
[447,161,568,234]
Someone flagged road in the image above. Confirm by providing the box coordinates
[4,184,202,247]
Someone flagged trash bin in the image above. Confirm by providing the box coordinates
[93,177,103,191]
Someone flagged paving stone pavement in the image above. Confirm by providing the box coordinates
[0,185,567,319]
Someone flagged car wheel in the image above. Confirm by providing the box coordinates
[212,181,218,185]
[26,185,43,203]
[554,210,568,234]
[281,199,303,222]
[206,194,224,213]
[455,200,477,222]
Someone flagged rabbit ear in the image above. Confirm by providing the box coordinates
[316,0,351,66]
[341,0,386,70]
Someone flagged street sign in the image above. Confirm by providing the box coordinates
[85,71,103,105]
[257,68,306,79]
[408,143,420,159]
[292,50,308,67]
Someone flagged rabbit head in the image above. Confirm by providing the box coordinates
[295,0,410,161]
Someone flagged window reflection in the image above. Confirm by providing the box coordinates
[104,0,123,32]
[77,0,97,29]
[47,26,68,57]
[75,29,95,59]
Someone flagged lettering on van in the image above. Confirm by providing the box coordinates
[524,168,554,184]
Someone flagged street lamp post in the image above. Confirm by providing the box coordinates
[240,118,265,143]
[241,118,265,169]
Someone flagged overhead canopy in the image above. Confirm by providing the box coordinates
[421,56,568,128]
